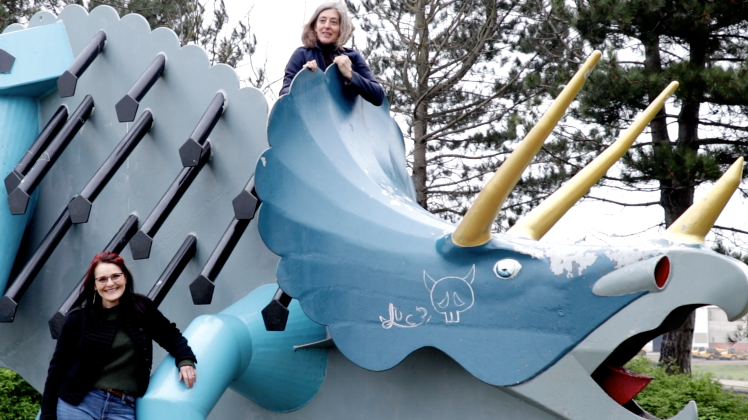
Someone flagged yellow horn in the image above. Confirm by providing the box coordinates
[509,81,680,240]
[662,157,744,245]
[451,50,602,247]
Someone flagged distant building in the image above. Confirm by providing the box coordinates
[694,306,748,350]
[647,306,748,353]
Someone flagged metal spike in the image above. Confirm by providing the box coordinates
[261,288,293,331]
[129,142,212,260]
[509,81,680,240]
[116,54,166,122]
[178,92,226,167]
[0,49,14,73]
[663,157,744,245]
[147,234,197,307]
[8,95,94,215]
[4,105,68,193]
[451,51,602,247]
[68,110,154,223]
[190,175,259,305]
[0,209,73,322]
[57,30,106,98]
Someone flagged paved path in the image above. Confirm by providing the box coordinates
[719,379,748,393]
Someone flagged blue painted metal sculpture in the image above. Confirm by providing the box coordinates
[256,66,648,387]
[0,22,74,294]
[0,5,747,420]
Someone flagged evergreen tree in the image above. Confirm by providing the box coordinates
[346,0,572,218]
[0,0,58,29]
[1,0,265,88]
[539,0,748,374]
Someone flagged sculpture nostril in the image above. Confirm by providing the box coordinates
[655,257,670,289]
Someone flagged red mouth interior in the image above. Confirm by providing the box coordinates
[596,365,653,405]
[590,305,702,413]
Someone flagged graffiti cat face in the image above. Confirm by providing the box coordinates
[424,266,475,323]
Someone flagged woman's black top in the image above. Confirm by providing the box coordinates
[280,43,385,106]
[40,295,196,419]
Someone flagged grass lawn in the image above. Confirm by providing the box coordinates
[692,363,748,381]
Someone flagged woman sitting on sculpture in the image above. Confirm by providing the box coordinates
[40,252,197,420]
[280,1,385,106]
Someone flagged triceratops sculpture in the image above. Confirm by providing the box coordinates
[250,49,748,420]
[0,6,746,420]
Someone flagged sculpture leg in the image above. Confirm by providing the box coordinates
[137,284,328,419]
[0,96,38,293]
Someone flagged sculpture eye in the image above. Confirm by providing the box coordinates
[494,259,521,279]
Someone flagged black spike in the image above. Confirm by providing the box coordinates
[48,214,138,339]
[0,209,73,322]
[232,175,259,220]
[147,235,197,307]
[8,95,94,215]
[5,105,69,194]
[178,92,226,167]
[3,109,149,323]
[116,54,166,122]
[58,30,106,98]
[68,110,154,223]
[189,218,249,305]
[190,175,260,305]
[261,288,293,332]
[129,142,212,260]
[0,49,15,73]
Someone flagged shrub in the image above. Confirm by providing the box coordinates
[627,357,748,420]
[0,367,41,419]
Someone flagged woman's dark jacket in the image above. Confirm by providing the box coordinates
[40,295,196,419]
[280,45,385,106]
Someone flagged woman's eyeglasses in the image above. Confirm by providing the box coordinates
[95,272,125,285]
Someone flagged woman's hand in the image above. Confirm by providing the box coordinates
[333,55,353,80]
[179,364,197,388]
[302,60,318,72]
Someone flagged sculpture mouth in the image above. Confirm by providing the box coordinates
[591,304,702,418]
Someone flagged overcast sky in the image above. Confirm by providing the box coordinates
[225,0,336,101]
[222,0,748,251]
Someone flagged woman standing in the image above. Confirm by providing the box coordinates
[280,1,385,106]
[41,252,196,420]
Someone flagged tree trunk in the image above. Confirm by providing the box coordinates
[411,0,430,209]
[658,174,696,374]
[660,312,695,374]
[657,35,705,375]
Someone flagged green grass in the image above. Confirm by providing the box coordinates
[692,363,748,381]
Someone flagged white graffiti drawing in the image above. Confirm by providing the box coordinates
[379,303,428,329]
[424,265,475,324]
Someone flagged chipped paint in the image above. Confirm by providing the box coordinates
[603,248,658,269]
[511,243,546,260]
[545,247,599,278]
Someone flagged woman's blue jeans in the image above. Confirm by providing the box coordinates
[57,390,136,420]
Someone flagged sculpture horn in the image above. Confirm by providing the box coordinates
[509,81,680,240]
[662,157,744,245]
[451,51,602,247]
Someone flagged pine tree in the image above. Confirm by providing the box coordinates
[0,0,58,29]
[346,0,573,219]
[549,0,748,374]
[1,0,265,88]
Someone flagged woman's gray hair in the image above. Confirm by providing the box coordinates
[302,1,354,49]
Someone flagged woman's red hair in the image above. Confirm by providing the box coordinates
[81,252,136,309]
